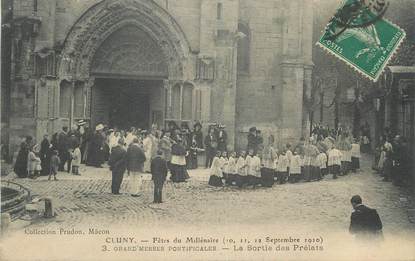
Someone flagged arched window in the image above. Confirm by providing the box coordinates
[237,23,250,74]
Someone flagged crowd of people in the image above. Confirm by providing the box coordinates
[372,127,411,187]
[12,119,411,200]
[208,124,363,188]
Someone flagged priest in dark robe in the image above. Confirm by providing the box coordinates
[14,139,30,178]
[170,137,189,182]
[86,124,105,167]
[40,134,52,176]
[108,138,127,194]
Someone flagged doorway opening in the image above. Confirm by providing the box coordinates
[91,78,164,130]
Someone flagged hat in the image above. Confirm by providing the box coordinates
[77,119,87,126]
[249,127,257,132]
[194,121,202,129]
[95,124,104,131]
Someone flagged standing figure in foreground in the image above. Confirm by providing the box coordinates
[151,150,168,203]
[127,138,146,197]
[49,150,60,181]
[108,138,127,195]
[349,195,383,241]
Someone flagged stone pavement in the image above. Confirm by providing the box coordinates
[2,155,414,235]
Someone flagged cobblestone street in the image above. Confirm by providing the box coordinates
[2,155,415,261]
[2,155,414,235]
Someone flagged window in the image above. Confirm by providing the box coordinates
[33,0,38,14]
[196,57,215,81]
[217,3,223,20]
[59,81,71,118]
[33,52,56,77]
[237,23,250,74]
[166,83,200,122]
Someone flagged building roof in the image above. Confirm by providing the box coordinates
[388,66,415,74]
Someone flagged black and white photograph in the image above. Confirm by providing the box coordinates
[0,0,414,260]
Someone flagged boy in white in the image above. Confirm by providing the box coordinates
[276,151,289,184]
[219,151,229,178]
[316,150,327,180]
[247,149,261,188]
[236,151,248,188]
[328,146,342,179]
[227,152,237,185]
[351,138,361,172]
[208,151,223,187]
[289,149,302,183]
[71,144,82,175]
[285,144,293,165]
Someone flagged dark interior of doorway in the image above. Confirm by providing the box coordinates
[93,78,161,130]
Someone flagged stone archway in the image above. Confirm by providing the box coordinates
[58,0,191,81]
[57,0,192,128]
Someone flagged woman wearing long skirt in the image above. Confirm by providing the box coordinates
[14,141,30,178]
[40,134,52,176]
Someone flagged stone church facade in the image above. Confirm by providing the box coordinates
[1,0,313,155]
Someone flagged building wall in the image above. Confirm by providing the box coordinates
[5,0,313,156]
[236,0,313,150]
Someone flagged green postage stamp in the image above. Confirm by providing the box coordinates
[317,0,406,82]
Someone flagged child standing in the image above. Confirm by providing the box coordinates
[328,146,342,179]
[247,150,261,188]
[261,145,275,187]
[27,145,41,179]
[351,138,361,172]
[227,151,237,186]
[219,151,229,185]
[236,151,248,188]
[72,143,82,175]
[49,150,60,181]
[276,150,289,184]
[289,149,302,183]
[208,151,223,187]
[285,144,293,166]
[316,150,327,180]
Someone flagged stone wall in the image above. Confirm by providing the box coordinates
[5,0,313,156]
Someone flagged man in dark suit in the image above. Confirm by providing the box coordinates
[108,138,127,195]
[57,126,70,171]
[150,150,168,203]
[204,128,218,168]
[127,138,146,197]
[349,195,383,240]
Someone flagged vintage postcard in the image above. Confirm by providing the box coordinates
[1,0,414,260]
